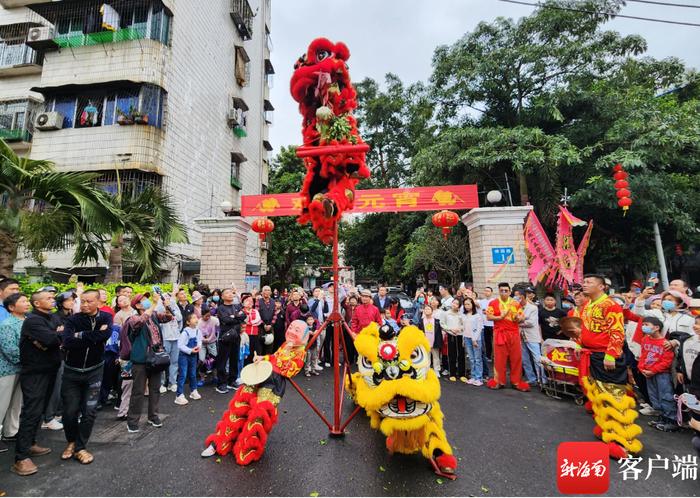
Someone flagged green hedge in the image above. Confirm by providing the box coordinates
[14,277,174,303]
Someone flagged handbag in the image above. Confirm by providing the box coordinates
[219,327,239,344]
[146,345,170,373]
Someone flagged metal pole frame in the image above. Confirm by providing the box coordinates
[290,222,358,437]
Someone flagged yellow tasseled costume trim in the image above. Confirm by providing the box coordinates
[349,323,455,460]
[582,376,643,454]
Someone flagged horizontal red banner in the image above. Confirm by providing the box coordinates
[241,185,479,217]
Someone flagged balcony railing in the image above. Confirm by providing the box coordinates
[230,0,253,40]
[0,99,39,145]
[26,0,172,49]
[0,42,41,70]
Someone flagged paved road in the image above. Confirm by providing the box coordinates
[1,370,697,496]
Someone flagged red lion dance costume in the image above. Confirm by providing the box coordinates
[290,38,370,243]
[201,320,308,465]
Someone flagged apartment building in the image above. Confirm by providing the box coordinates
[0,0,275,284]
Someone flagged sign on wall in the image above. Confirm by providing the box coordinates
[491,247,515,265]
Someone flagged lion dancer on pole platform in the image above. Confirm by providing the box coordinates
[561,275,643,460]
[290,38,370,243]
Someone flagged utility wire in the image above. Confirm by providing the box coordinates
[495,0,700,26]
[626,0,700,8]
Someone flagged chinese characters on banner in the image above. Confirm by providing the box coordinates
[524,206,592,289]
[241,185,479,217]
[555,206,587,283]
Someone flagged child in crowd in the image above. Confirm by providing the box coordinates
[383,308,399,333]
[116,360,132,421]
[463,297,484,386]
[175,313,203,405]
[677,315,700,453]
[303,313,319,377]
[417,303,443,378]
[399,313,412,330]
[198,304,219,384]
[638,316,678,432]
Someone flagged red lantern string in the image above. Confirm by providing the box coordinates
[612,164,633,216]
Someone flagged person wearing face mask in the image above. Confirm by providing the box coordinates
[637,316,678,432]
[634,289,693,345]
[412,291,427,325]
[119,293,174,433]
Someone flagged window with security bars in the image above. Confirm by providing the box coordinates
[231,155,242,190]
[29,0,172,48]
[0,99,40,141]
[45,84,166,129]
[94,170,162,197]
[0,24,42,68]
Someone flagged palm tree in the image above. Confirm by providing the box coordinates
[0,139,120,277]
[104,184,188,283]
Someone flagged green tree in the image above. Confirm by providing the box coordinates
[265,146,331,284]
[104,184,188,283]
[404,224,471,289]
[0,139,120,277]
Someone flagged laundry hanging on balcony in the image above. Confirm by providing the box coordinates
[100,3,121,32]
[80,102,99,127]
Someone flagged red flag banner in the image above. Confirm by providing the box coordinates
[524,211,556,285]
[573,220,594,284]
[555,206,587,284]
[241,185,479,217]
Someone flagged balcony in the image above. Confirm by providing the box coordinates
[0,98,40,150]
[230,0,253,40]
[30,123,166,174]
[0,0,45,7]
[0,23,43,76]
[25,0,172,50]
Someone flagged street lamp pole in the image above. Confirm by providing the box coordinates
[653,221,670,290]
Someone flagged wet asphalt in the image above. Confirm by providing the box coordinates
[0,367,698,497]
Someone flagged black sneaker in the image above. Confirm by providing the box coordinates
[1,433,17,442]
[215,386,229,394]
[655,421,680,432]
[0,440,8,453]
[116,415,127,421]
[148,417,163,428]
[127,422,140,433]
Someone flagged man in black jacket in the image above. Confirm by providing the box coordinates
[60,290,112,464]
[215,288,245,394]
[12,291,63,476]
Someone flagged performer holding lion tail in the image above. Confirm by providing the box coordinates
[561,275,643,460]
[201,320,309,465]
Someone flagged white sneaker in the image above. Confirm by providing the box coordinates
[201,444,216,458]
[434,370,441,378]
[174,394,189,405]
[41,418,63,431]
[190,390,202,400]
[159,385,167,394]
[472,380,483,386]
[169,384,177,393]
[314,365,324,372]
[639,406,659,416]
[324,362,331,368]
[466,378,476,385]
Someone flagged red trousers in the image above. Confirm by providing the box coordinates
[493,329,523,386]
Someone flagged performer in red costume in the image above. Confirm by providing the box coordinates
[561,275,643,460]
[485,282,530,391]
[290,38,370,243]
[201,320,309,465]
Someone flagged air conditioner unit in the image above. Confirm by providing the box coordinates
[35,112,63,131]
[26,26,58,51]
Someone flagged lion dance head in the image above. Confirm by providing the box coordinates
[349,323,458,476]
[289,38,370,243]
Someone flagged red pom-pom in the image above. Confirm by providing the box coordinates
[607,442,628,460]
[435,453,458,473]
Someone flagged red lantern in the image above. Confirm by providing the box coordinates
[432,210,459,240]
[616,188,631,199]
[613,171,628,181]
[617,196,632,213]
[251,217,275,241]
[613,163,624,172]
[614,179,629,189]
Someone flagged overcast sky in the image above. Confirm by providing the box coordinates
[268,0,699,155]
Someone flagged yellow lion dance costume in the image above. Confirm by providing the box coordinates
[347,322,457,477]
